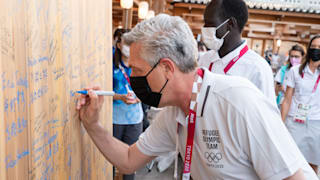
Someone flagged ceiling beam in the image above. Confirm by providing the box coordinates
[248,9,320,19]
[173,3,206,10]
[172,3,320,19]
[248,19,320,28]
[246,32,311,43]
[180,13,320,28]
[113,5,138,11]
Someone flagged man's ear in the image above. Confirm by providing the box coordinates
[159,58,175,79]
[228,17,238,31]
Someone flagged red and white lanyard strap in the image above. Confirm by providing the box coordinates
[119,64,131,85]
[209,45,249,73]
[174,68,204,180]
[301,72,320,93]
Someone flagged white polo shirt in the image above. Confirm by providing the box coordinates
[199,42,276,105]
[286,64,320,120]
[136,69,317,180]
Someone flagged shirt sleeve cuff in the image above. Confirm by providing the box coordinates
[136,140,158,157]
[286,81,295,88]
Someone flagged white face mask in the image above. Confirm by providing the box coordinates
[201,19,230,52]
[121,44,130,58]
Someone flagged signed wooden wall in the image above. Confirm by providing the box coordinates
[0,0,113,179]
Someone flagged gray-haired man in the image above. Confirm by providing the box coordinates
[77,14,317,180]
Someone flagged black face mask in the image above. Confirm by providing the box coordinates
[309,48,320,62]
[130,61,168,107]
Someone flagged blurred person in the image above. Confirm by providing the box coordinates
[281,35,320,174]
[112,28,143,180]
[271,53,280,73]
[275,45,305,107]
[265,49,273,65]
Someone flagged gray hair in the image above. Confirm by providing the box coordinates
[123,14,198,73]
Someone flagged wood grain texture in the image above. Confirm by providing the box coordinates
[0,0,112,179]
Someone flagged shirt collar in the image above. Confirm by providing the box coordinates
[220,40,247,65]
[176,108,187,126]
[304,63,320,76]
[175,68,213,126]
[196,68,212,116]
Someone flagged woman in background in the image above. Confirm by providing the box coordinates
[112,28,143,180]
[275,45,305,108]
[281,35,320,173]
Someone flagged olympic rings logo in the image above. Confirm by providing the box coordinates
[204,152,222,163]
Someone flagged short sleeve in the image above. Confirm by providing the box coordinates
[285,67,296,88]
[136,108,176,156]
[239,89,306,180]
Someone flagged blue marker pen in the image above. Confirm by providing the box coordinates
[76,90,115,96]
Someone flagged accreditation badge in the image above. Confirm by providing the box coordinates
[294,103,311,124]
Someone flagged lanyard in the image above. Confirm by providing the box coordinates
[119,64,131,85]
[293,72,320,109]
[209,45,249,74]
[301,72,320,93]
[174,68,204,180]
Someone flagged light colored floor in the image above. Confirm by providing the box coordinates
[136,164,175,180]
[136,155,183,180]
[135,160,178,180]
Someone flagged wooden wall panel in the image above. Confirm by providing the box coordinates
[0,0,113,179]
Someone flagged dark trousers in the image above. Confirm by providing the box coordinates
[113,122,143,180]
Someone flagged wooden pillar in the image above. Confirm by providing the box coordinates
[0,0,113,179]
[250,38,254,50]
[122,9,133,29]
[261,39,266,56]
[273,39,277,54]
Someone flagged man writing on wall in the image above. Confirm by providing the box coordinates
[77,14,317,179]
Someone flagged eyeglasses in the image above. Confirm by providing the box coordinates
[289,55,302,58]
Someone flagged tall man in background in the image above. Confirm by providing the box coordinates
[200,0,276,104]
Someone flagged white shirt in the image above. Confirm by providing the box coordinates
[286,64,320,120]
[199,41,276,105]
[136,69,317,180]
